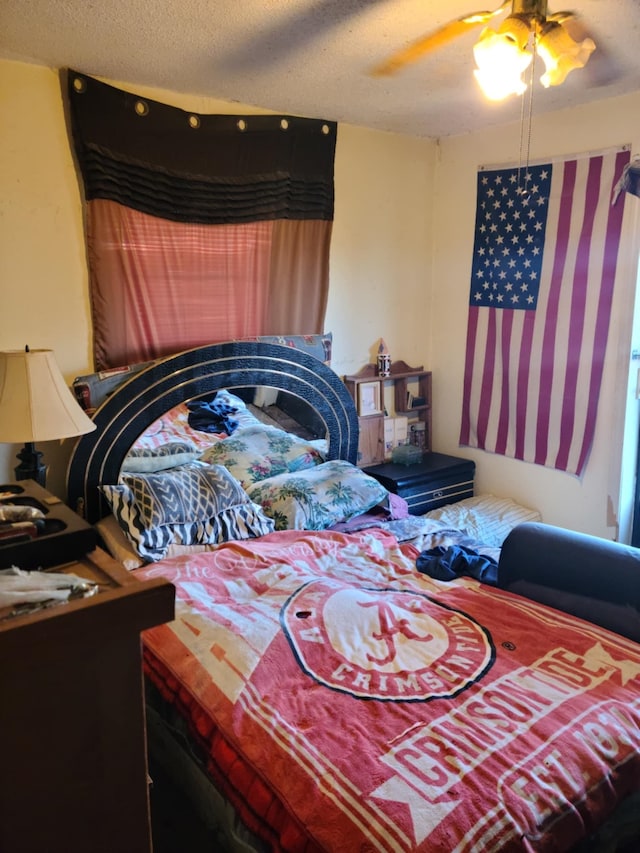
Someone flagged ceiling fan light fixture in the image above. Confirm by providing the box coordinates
[370,0,598,103]
[473,17,533,100]
[536,20,596,87]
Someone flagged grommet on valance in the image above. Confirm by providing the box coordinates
[72,76,87,94]
[66,70,337,225]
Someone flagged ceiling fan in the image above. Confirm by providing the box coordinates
[372,0,596,100]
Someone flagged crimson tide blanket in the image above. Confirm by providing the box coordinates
[137,528,640,852]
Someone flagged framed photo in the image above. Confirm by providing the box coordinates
[358,381,382,416]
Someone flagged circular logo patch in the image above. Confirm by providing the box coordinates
[282,579,494,701]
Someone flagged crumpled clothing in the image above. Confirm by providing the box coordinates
[612,155,640,204]
[0,505,45,523]
[416,544,498,585]
[329,493,410,534]
[0,567,98,609]
[187,397,239,435]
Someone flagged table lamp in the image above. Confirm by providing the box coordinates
[0,347,96,487]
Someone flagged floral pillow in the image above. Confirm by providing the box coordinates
[102,461,274,561]
[246,460,389,531]
[200,424,325,489]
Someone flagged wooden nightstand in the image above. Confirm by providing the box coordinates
[364,452,475,515]
[0,547,175,853]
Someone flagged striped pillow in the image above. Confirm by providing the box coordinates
[102,462,274,561]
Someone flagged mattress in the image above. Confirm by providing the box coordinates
[136,527,640,852]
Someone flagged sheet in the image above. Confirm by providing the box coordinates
[137,528,640,852]
[130,402,222,452]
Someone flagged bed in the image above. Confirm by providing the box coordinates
[66,340,640,853]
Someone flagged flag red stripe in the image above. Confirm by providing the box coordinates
[534,160,576,466]
[554,156,602,471]
[574,148,631,474]
[459,306,479,446]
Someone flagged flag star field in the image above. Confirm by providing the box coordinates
[470,165,552,310]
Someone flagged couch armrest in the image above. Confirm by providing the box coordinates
[497,522,640,640]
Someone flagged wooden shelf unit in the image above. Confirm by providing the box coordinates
[344,361,432,466]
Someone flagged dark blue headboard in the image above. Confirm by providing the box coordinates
[67,341,359,523]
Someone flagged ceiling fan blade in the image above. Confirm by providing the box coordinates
[546,10,580,25]
[371,1,511,77]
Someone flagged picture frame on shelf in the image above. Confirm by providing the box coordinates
[358,381,382,416]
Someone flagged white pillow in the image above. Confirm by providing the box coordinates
[424,494,541,548]
[121,440,200,473]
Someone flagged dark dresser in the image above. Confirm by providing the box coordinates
[0,546,175,853]
[364,452,475,515]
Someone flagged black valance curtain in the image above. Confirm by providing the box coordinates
[66,70,336,369]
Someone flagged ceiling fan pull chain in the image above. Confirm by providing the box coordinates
[517,83,527,193]
[518,36,536,200]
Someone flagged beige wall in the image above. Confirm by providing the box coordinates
[2,59,639,540]
[328,123,436,375]
[0,59,435,497]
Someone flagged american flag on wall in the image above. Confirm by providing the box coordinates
[459,146,630,477]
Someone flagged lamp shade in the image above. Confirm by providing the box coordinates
[0,349,96,443]
[537,21,596,88]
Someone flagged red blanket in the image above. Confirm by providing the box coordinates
[137,528,640,852]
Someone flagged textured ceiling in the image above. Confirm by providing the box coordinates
[1,0,639,138]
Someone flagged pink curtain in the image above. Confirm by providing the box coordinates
[67,71,336,370]
[87,201,274,368]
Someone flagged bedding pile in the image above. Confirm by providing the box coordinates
[126,390,262,454]
[101,392,400,563]
[103,387,536,567]
[137,527,640,853]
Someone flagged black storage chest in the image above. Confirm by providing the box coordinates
[363,452,475,515]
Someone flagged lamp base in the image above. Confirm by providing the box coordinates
[15,442,47,487]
